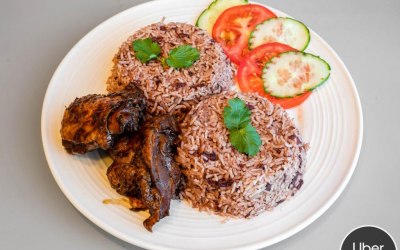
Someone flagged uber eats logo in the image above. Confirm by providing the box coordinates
[341,226,397,250]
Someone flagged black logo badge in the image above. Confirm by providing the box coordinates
[341,226,397,250]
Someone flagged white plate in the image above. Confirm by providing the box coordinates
[41,1,363,249]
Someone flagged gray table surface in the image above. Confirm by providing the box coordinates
[1,0,399,249]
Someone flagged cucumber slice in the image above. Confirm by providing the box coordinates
[249,17,310,51]
[262,51,330,98]
[196,0,248,34]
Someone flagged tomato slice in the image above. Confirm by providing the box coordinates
[237,42,311,109]
[212,4,276,65]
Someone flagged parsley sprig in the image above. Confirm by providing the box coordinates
[132,38,161,63]
[166,45,200,68]
[223,98,262,156]
[132,39,200,69]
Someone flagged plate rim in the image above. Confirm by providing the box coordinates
[41,0,364,249]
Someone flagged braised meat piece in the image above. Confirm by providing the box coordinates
[140,115,180,231]
[60,88,146,154]
[107,115,181,231]
[107,132,143,209]
[108,132,141,163]
[107,162,147,211]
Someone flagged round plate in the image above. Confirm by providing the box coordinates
[41,1,363,249]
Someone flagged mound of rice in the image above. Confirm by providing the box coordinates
[177,91,308,218]
[107,22,234,120]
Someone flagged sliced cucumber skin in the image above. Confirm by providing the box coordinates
[249,17,310,51]
[196,0,248,34]
[262,51,331,98]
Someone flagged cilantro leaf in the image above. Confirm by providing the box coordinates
[133,38,161,63]
[223,98,251,130]
[229,124,262,156]
[223,97,262,156]
[166,45,200,68]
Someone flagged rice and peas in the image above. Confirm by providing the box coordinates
[107,22,308,218]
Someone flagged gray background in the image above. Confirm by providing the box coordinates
[1,0,399,249]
